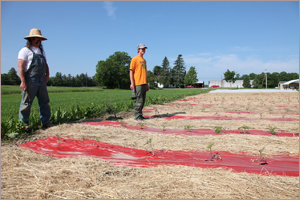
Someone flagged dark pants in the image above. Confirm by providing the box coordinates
[134,84,147,119]
[19,77,51,126]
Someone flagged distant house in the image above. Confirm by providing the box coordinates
[155,80,204,88]
[278,81,286,90]
[208,80,254,88]
[279,79,299,90]
[155,81,177,88]
[194,81,205,88]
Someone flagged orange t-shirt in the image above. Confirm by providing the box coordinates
[130,55,147,86]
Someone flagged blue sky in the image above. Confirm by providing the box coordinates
[1,1,299,84]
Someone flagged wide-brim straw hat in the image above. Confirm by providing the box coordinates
[24,28,47,40]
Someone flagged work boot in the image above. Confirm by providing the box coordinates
[42,122,53,130]
[25,125,32,132]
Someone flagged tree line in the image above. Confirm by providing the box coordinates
[1,68,97,87]
[3,54,297,89]
[95,52,198,89]
[223,69,299,88]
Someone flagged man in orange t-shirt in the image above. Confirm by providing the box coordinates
[130,43,149,120]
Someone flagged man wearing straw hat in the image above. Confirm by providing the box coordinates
[18,28,53,130]
[129,43,149,121]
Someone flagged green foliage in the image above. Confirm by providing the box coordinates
[1,88,212,139]
[161,124,166,131]
[267,125,277,135]
[160,57,171,87]
[214,126,225,133]
[147,70,156,89]
[144,136,155,156]
[184,124,193,132]
[1,85,103,95]
[95,51,131,89]
[172,54,186,86]
[153,65,162,76]
[223,69,237,89]
[184,66,198,86]
[242,75,251,88]
[47,72,97,87]
[206,142,221,161]
[1,117,26,139]
[238,125,251,134]
[2,68,21,85]
[251,147,267,165]
[138,123,144,129]
[207,142,215,150]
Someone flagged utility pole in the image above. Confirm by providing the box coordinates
[265,69,267,89]
[221,74,223,87]
[86,72,87,87]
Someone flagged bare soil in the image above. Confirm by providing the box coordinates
[1,92,299,199]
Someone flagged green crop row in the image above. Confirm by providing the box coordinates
[1,85,104,95]
[1,88,212,140]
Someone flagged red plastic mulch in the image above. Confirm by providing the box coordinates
[81,121,298,137]
[143,115,298,122]
[18,136,299,177]
[143,109,299,116]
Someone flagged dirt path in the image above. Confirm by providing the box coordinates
[1,92,299,199]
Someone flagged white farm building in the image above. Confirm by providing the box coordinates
[208,80,254,88]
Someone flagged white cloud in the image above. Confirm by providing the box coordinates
[103,1,116,19]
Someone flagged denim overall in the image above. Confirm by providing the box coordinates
[18,47,51,126]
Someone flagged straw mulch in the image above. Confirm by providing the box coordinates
[1,92,299,199]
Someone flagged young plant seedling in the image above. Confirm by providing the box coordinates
[205,142,222,161]
[267,125,277,135]
[238,125,250,134]
[214,126,225,134]
[112,102,118,118]
[119,120,125,127]
[161,124,166,131]
[138,123,144,129]
[144,136,155,156]
[184,125,193,132]
[251,147,268,165]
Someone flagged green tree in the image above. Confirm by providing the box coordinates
[279,71,288,81]
[53,72,63,86]
[169,68,176,86]
[1,74,9,85]
[160,57,171,87]
[7,67,20,85]
[288,72,299,80]
[95,51,131,89]
[249,73,256,80]
[256,72,266,88]
[242,75,251,88]
[223,69,237,89]
[153,65,162,76]
[147,70,156,89]
[184,66,198,86]
[172,54,186,87]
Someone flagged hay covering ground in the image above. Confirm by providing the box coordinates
[1,92,299,199]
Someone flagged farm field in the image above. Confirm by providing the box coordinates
[1,87,208,122]
[1,90,299,199]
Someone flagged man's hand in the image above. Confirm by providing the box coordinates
[130,83,135,91]
[20,81,27,91]
[146,84,149,92]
